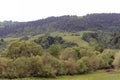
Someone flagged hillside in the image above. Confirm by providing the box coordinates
[1,13,120,79]
[0,13,120,37]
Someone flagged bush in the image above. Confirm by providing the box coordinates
[27,56,44,77]
[0,57,10,78]
[6,55,60,78]
[7,41,43,59]
[113,52,120,68]
[100,49,115,68]
[48,44,61,57]
[77,59,88,73]
[6,57,31,78]
[80,48,95,57]
[79,55,100,72]
[41,54,64,77]
[64,58,77,75]
[59,48,78,60]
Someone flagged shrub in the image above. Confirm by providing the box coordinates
[48,44,61,57]
[100,49,115,68]
[0,57,10,78]
[79,55,100,72]
[27,56,44,77]
[6,57,31,78]
[64,58,77,75]
[77,59,88,73]
[59,48,78,60]
[112,52,120,68]
[41,54,64,77]
[80,48,95,57]
[7,41,43,59]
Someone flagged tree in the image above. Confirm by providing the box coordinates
[0,38,4,42]
[7,41,43,59]
[48,44,61,57]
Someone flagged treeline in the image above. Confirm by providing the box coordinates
[0,40,119,79]
[1,13,120,37]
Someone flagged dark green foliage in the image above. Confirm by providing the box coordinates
[62,42,78,48]
[1,14,120,37]
[34,36,64,49]
[110,32,120,48]
[20,36,29,41]
[0,39,6,52]
[82,32,98,43]
[34,36,77,49]
[82,31,120,50]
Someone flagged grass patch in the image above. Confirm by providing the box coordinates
[1,70,120,80]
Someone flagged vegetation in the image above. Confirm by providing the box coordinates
[0,13,120,79]
[1,13,120,37]
[1,70,120,80]
[0,40,117,79]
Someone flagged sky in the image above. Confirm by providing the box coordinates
[0,0,120,21]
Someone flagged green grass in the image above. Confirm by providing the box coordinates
[4,31,90,48]
[1,70,120,80]
[50,31,89,47]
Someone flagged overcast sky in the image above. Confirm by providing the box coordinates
[0,0,120,21]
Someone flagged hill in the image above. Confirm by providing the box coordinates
[0,13,120,37]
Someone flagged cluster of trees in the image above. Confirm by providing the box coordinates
[1,13,120,37]
[34,36,78,49]
[0,41,118,79]
[82,31,120,50]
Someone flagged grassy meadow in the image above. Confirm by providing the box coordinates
[1,70,120,80]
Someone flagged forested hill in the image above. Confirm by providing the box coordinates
[1,13,120,37]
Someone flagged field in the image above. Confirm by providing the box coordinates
[1,70,120,80]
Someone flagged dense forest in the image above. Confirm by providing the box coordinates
[0,13,120,37]
[1,13,120,79]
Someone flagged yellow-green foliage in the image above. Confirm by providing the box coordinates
[7,41,43,59]
[113,51,120,68]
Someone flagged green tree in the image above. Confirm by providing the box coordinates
[48,44,61,57]
[7,41,43,59]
